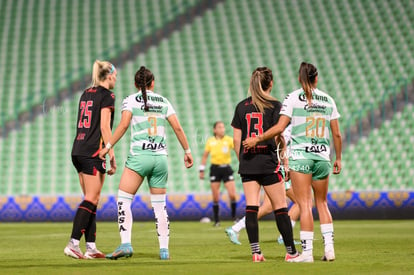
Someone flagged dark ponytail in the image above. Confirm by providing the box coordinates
[298,62,318,105]
[134,66,154,112]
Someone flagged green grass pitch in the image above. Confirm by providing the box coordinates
[0,220,413,274]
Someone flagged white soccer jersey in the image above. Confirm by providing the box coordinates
[280,88,340,161]
[121,90,176,156]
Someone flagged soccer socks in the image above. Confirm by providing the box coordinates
[232,216,246,233]
[245,205,261,254]
[300,231,314,256]
[274,208,297,255]
[213,202,219,224]
[151,194,170,249]
[70,200,96,241]
[85,204,97,243]
[117,190,134,244]
[231,200,237,220]
[278,220,296,241]
[321,223,334,252]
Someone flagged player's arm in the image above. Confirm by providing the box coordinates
[233,127,242,160]
[330,119,342,174]
[100,107,113,146]
[167,114,193,168]
[99,110,132,159]
[199,151,209,179]
[243,115,290,149]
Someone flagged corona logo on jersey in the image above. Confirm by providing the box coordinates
[299,93,328,102]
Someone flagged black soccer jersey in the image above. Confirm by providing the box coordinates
[71,86,115,157]
[231,97,282,175]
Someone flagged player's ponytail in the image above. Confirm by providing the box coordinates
[249,67,276,114]
[135,66,155,112]
[299,62,318,105]
[91,60,115,87]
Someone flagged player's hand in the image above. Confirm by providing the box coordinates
[99,148,109,160]
[184,153,193,168]
[243,137,258,149]
[107,150,117,175]
[199,171,204,179]
[333,159,341,174]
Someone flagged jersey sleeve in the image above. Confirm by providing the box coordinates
[231,103,242,129]
[279,94,293,118]
[165,99,176,117]
[330,98,340,120]
[102,91,115,109]
[121,96,133,113]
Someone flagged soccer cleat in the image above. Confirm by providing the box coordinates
[321,250,335,261]
[286,252,314,263]
[84,248,106,259]
[213,222,221,227]
[252,253,266,262]
[64,241,85,259]
[105,243,134,260]
[225,227,241,245]
[159,248,170,260]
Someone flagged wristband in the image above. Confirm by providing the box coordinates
[105,142,112,149]
[199,165,205,171]
[184,148,191,154]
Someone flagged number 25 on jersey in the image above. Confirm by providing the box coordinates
[78,100,93,129]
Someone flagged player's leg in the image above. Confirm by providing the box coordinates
[262,176,298,259]
[66,172,103,259]
[224,180,237,221]
[287,168,314,263]
[277,187,300,244]
[210,182,221,226]
[84,171,106,259]
[106,166,144,259]
[257,192,274,219]
[223,166,237,221]
[242,179,265,261]
[312,160,335,261]
[149,155,170,260]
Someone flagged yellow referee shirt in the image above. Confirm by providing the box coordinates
[204,135,234,165]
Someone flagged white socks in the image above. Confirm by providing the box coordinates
[232,216,246,233]
[117,190,134,244]
[321,223,334,252]
[300,231,314,256]
[151,194,169,249]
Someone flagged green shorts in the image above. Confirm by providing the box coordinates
[125,154,168,189]
[289,159,331,180]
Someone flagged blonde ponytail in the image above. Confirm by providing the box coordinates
[91,60,115,87]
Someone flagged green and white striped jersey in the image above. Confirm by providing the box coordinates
[280,88,340,161]
[121,90,176,156]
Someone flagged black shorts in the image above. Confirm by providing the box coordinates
[210,165,234,183]
[240,172,283,186]
[72,155,106,176]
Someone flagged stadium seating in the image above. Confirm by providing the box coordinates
[0,0,413,196]
[331,104,414,191]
